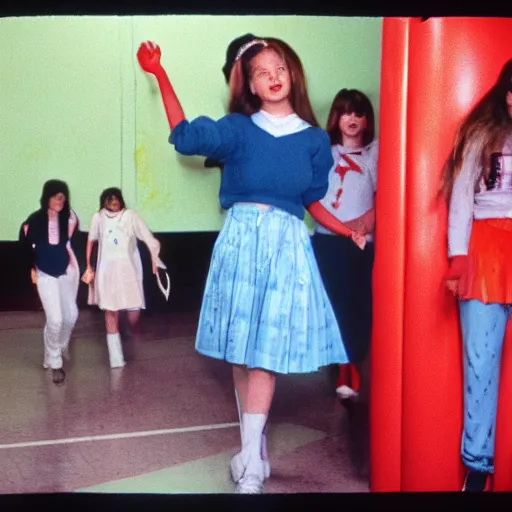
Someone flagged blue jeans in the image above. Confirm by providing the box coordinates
[459,299,512,473]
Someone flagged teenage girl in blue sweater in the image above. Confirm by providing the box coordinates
[137,37,365,493]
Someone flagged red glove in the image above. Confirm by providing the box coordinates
[308,201,366,249]
[445,255,472,298]
[136,41,185,130]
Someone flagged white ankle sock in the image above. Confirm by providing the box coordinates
[234,389,269,456]
[241,413,267,474]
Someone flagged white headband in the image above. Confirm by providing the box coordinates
[235,39,269,62]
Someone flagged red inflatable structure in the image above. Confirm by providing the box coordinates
[370,17,512,492]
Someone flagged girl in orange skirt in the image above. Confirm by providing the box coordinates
[443,59,512,492]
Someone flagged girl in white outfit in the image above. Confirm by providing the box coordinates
[82,187,162,368]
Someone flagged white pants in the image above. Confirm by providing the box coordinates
[36,266,79,370]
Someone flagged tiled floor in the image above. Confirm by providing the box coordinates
[0,308,369,495]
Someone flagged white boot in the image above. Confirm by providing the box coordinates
[235,413,267,494]
[107,333,125,369]
[230,391,271,483]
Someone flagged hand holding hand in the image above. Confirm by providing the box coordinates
[344,208,375,237]
[137,41,163,76]
[351,231,367,250]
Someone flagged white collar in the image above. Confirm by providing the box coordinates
[102,208,125,219]
[251,110,311,137]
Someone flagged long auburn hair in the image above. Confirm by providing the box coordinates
[441,59,512,202]
[325,88,375,146]
[228,38,319,127]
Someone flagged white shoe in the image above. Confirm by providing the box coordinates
[236,473,264,494]
[336,384,359,400]
[235,460,266,494]
[230,452,271,483]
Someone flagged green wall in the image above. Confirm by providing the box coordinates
[0,16,382,240]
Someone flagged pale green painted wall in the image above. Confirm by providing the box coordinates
[0,16,382,240]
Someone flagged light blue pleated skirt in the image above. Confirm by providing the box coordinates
[195,203,349,374]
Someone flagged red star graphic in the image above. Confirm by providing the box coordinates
[331,153,363,209]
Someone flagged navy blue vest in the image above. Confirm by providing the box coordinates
[23,211,70,278]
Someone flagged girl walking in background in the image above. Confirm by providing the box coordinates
[82,187,162,369]
[20,179,80,385]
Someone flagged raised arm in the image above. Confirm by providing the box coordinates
[136,41,185,130]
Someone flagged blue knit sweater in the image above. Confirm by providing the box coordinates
[170,113,333,220]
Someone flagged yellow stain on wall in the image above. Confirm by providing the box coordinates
[135,133,172,210]
[135,143,149,186]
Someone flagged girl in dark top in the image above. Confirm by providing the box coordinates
[20,179,80,385]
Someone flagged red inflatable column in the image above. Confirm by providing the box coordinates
[369,17,411,492]
[401,17,512,491]
[401,17,464,491]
